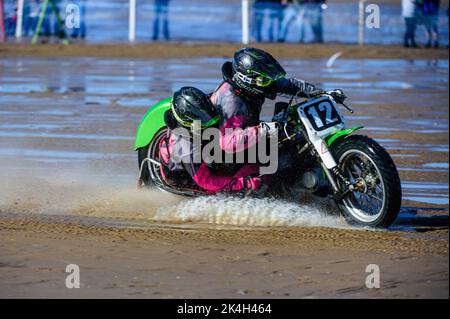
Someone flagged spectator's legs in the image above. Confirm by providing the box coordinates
[310,4,323,43]
[42,19,50,36]
[41,5,51,37]
[253,3,264,42]
[162,4,169,40]
[152,3,162,40]
[79,1,86,39]
[302,3,313,42]
[23,5,30,36]
[279,5,298,42]
[404,17,412,47]
[53,16,60,37]
[32,17,38,36]
[267,3,283,42]
[298,7,305,43]
[432,17,439,48]
[268,4,276,42]
[410,17,417,47]
[276,4,284,41]
[404,17,418,48]
[24,16,30,36]
[316,4,323,43]
[5,18,14,36]
[424,17,433,47]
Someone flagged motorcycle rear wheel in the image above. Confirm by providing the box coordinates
[137,128,167,187]
[331,135,402,228]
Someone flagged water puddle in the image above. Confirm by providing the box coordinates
[402,182,449,205]
[391,207,449,232]
[423,163,449,169]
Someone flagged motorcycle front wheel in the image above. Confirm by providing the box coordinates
[331,135,402,228]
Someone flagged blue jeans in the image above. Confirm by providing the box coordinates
[303,3,323,43]
[153,3,169,40]
[279,4,305,42]
[253,2,284,42]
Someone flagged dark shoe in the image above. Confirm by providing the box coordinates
[434,41,439,48]
[425,41,431,48]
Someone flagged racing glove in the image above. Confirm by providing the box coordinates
[328,89,347,103]
[307,89,327,98]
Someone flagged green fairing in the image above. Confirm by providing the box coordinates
[134,97,172,150]
[325,126,364,146]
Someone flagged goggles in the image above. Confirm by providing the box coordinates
[235,72,282,88]
[255,75,274,87]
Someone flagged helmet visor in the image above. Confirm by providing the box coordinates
[255,75,274,87]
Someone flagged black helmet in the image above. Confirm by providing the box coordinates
[171,87,220,129]
[232,47,286,98]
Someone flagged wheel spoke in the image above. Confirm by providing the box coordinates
[367,192,382,202]
[339,149,387,221]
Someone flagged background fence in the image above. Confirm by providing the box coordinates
[2,0,449,46]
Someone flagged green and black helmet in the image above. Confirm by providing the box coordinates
[232,47,286,98]
[171,87,220,129]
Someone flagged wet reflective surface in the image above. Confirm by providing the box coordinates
[0,56,448,232]
[3,0,449,45]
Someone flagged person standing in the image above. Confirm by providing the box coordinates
[303,0,324,43]
[278,0,306,43]
[253,0,268,42]
[253,0,285,42]
[23,0,40,36]
[267,0,285,42]
[152,0,170,41]
[402,0,419,47]
[421,0,440,48]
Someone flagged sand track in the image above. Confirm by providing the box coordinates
[0,211,448,298]
[1,43,449,60]
[0,213,448,256]
[0,48,448,298]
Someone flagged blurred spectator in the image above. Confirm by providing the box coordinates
[23,0,40,37]
[267,0,285,42]
[5,5,17,36]
[152,0,170,41]
[278,0,305,43]
[253,0,266,42]
[421,0,440,48]
[303,0,325,43]
[41,0,63,37]
[402,0,419,47]
[253,0,285,42]
[70,0,86,39]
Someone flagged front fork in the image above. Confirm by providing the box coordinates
[308,135,356,200]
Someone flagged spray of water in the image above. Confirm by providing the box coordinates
[154,195,350,229]
[0,166,349,229]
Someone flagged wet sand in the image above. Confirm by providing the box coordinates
[0,52,448,298]
[1,43,449,60]
[0,213,448,298]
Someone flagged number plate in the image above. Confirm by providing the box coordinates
[298,96,345,137]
